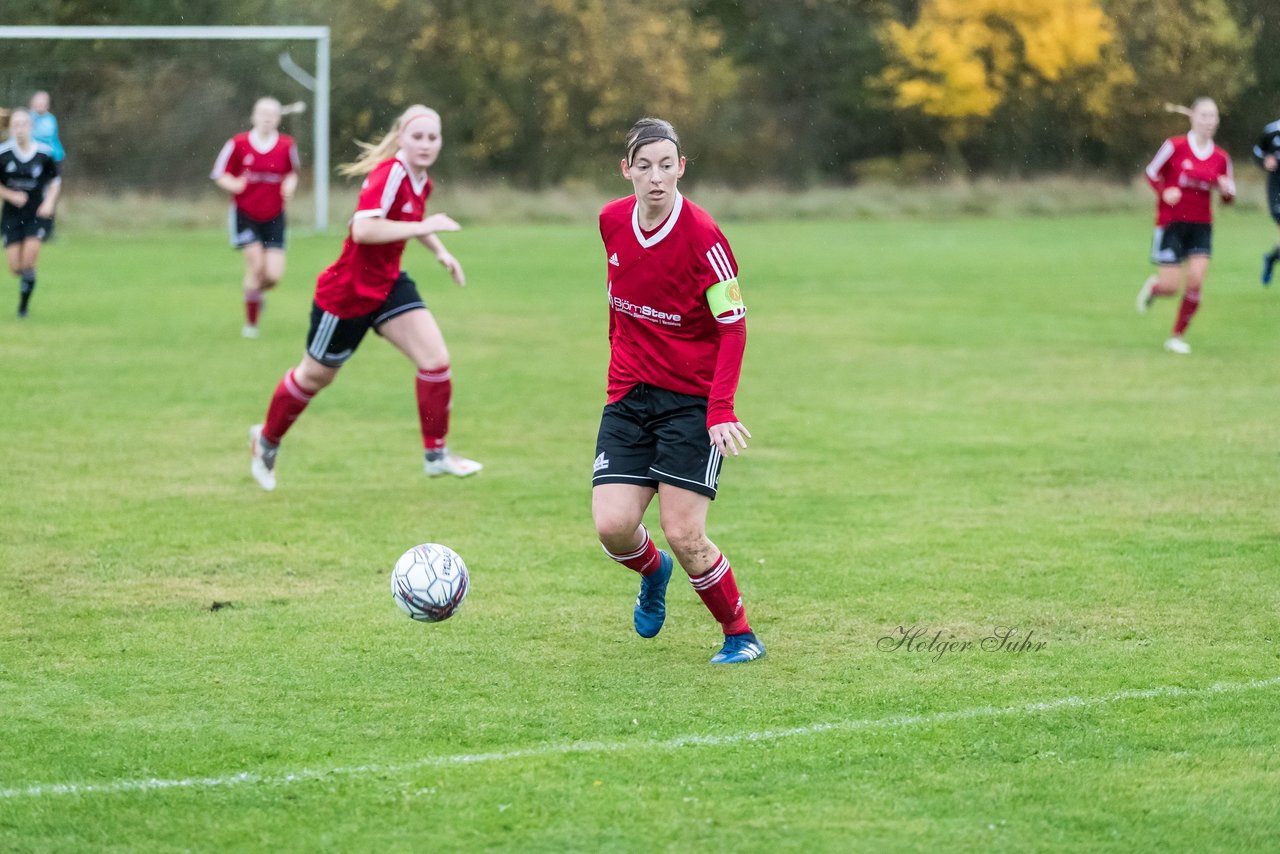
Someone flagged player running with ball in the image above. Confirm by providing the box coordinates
[248,105,481,490]
[591,118,763,664]
[1136,98,1235,355]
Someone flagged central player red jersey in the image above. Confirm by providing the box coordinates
[210,131,299,221]
[600,191,746,426]
[314,157,432,318]
[1145,135,1234,226]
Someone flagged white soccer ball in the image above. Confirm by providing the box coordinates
[391,543,469,623]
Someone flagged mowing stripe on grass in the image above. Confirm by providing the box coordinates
[4,675,1278,800]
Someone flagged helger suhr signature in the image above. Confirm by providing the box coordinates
[878,625,1047,662]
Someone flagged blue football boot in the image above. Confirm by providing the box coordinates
[710,631,766,664]
[1263,251,1277,287]
[633,550,673,638]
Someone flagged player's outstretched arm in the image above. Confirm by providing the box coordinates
[352,212,459,246]
[419,232,466,286]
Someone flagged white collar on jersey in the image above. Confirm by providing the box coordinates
[395,156,429,195]
[1,139,39,163]
[248,130,280,154]
[632,190,684,248]
[1187,132,1214,160]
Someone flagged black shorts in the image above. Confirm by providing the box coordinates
[1151,222,1212,264]
[1267,172,1280,225]
[229,208,286,249]
[593,383,723,500]
[1,210,54,246]
[305,273,426,367]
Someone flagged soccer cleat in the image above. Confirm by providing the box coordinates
[710,631,766,664]
[249,424,278,491]
[1164,336,1191,355]
[423,449,483,477]
[242,324,260,339]
[633,550,673,638]
[1136,275,1157,314]
[16,307,28,320]
[1263,252,1277,287]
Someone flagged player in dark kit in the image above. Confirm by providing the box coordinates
[247,105,481,491]
[1253,118,1280,285]
[1136,98,1234,355]
[591,117,763,664]
[0,109,61,319]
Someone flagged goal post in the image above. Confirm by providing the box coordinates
[0,25,331,230]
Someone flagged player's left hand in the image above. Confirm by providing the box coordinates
[709,421,751,456]
[1218,175,1236,199]
[36,201,54,218]
[437,251,466,286]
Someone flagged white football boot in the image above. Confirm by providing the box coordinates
[423,449,483,478]
[249,424,278,491]
[1163,336,1191,355]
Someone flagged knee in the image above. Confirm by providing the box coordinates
[294,361,337,392]
[594,510,640,548]
[660,519,706,556]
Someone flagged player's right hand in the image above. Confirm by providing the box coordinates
[7,190,28,207]
[1266,155,1278,173]
[422,213,461,235]
[1162,187,1182,206]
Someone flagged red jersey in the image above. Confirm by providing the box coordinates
[210,131,299,221]
[600,191,747,427]
[314,156,432,318]
[1145,135,1234,226]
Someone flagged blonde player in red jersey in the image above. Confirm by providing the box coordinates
[247,105,481,490]
[211,97,300,338]
[1136,98,1235,354]
[591,117,762,664]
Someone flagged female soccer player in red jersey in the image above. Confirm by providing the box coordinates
[0,109,61,319]
[211,97,300,338]
[591,117,762,664]
[248,105,481,490]
[1136,98,1235,354]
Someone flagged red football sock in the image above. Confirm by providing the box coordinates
[602,525,662,575]
[245,291,263,325]
[416,365,451,451]
[262,369,316,445]
[1173,290,1201,336]
[690,553,750,635]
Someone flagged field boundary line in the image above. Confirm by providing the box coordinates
[4,675,1278,800]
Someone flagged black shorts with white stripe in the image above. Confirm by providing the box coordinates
[593,383,724,500]
[305,273,426,367]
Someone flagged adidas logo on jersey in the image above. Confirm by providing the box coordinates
[593,452,609,472]
[608,253,619,267]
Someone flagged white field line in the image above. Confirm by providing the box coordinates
[4,675,1278,801]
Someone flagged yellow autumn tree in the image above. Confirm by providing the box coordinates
[878,0,1132,145]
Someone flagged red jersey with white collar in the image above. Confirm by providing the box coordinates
[314,157,432,318]
[210,131,299,221]
[599,191,746,427]
[1145,135,1234,226]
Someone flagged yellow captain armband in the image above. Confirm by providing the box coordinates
[706,277,746,323]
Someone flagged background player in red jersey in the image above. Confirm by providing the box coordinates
[1,109,61,319]
[247,105,481,490]
[211,97,300,338]
[1136,98,1235,354]
[591,117,762,664]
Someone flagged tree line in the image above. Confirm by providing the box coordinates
[7,0,1279,189]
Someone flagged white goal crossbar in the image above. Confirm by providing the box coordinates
[0,25,332,230]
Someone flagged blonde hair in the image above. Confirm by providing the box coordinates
[340,105,440,177]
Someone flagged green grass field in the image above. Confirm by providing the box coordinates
[3,207,1279,851]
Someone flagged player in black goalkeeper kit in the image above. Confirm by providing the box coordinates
[0,109,61,318]
[1254,118,1280,285]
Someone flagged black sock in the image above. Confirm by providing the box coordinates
[18,269,35,312]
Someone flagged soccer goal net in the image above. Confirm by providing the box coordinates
[0,26,331,229]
